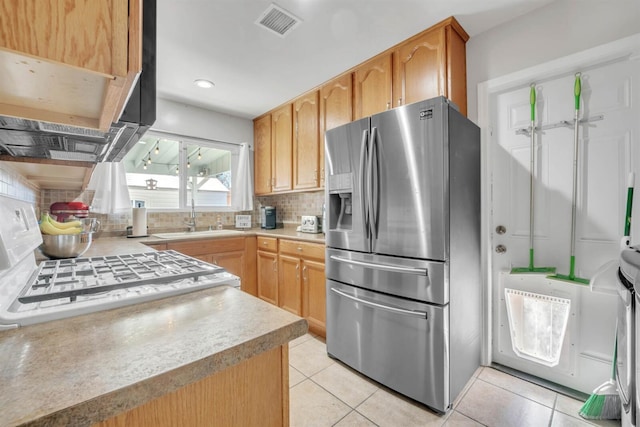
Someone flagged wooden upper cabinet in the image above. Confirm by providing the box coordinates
[254,114,272,195]
[444,21,469,117]
[393,18,469,115]
[319,73,353,188]
[271,104,293,192]
[293,91,320,190]
[0,0,142,130]
[354,53,393,119]
[393,28,444,108]
[252,16,469,195]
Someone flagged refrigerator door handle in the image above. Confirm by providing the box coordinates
[370,127,379,239]
[330,287,428,319]
[359,129,370,239]
[329,255,428,276]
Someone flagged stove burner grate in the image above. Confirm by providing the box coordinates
[19,250,224,304]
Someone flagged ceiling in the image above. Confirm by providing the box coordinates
[156,0,556,120]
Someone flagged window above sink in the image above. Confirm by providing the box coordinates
[122,130,239,211]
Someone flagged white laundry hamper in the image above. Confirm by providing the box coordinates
[504,288,571,367]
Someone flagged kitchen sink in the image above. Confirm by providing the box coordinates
[151,230,246,239]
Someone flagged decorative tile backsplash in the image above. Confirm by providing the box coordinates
[0,162,40,206]
[37,187,324,235]
[255,191,324,224]
[1,161,324,234]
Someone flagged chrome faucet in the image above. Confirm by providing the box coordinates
[185,198,196,232]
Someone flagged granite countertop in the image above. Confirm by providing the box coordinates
[8,237,309,426]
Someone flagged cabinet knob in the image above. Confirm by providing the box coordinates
[386,102,391,109]
[398,98,403,106]
[297,247,302,252]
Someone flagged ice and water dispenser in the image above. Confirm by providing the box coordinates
[327,172,353,231]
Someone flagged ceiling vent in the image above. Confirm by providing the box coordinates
[255,3,302,37]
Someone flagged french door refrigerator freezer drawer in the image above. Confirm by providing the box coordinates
[326,280,449,413]
[326,247,447,305]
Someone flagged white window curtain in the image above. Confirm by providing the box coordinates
[231,143,253,211]
[87,162,131,214]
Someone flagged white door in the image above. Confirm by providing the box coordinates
[489,57,640,393]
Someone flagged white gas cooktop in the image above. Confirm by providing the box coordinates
[0,195,239,329]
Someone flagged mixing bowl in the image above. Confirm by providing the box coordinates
[78,218,101,233]
[39,232,93,259]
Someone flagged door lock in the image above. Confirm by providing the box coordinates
[495,225,506,235]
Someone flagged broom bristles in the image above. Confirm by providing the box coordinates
[579,391,621,420]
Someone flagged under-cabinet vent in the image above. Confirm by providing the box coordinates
[255,3,302,37]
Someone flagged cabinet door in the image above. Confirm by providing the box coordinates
[278,254,302,316]
[302,259,326,337]
[211,251,245,280]
[393,28,445,108]
[254,114,272,195]
[320,74,353,188]
[271,104,293,192]
[354,53,393,119]
[0,0,141,131]
[445,23,468,117]
[257,250,279,306]
[193,254,214,263]
[293,91,320,190]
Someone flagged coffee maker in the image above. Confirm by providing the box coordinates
[261,206,276,229]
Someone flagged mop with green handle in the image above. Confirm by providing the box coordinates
[511,83,556,274]
[548,73,590,285]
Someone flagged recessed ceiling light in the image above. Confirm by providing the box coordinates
[194,79,215,89]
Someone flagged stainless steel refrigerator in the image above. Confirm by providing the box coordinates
[325,96,481,413]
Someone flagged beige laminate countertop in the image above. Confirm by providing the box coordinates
[135,227,326,245]
[5,237,308,426]
[33,228,325,262]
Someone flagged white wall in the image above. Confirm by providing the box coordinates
[153,98,254,148]
[466,0,640,122]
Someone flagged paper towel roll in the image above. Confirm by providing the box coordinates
[132,208,147,236]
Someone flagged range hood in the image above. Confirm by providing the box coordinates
[0,0,156,164]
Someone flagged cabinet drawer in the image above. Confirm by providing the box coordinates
[257,236,278,253]
[279,239,325,260]
[168,237,245,256]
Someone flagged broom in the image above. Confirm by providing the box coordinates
[579,335,621,420]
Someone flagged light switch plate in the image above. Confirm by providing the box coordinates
[235,215,252,229]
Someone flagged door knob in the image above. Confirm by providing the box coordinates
[495,245,507,254]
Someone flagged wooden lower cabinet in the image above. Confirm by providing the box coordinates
[164,237,257,296]
[93,345,290,427]
[278,254,302,315]
[278,239,326,336]
[302,259,326,336]
[257,249,279,306]
[257,236,279,305]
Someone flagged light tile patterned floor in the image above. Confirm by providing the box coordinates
[288,334,621,427]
